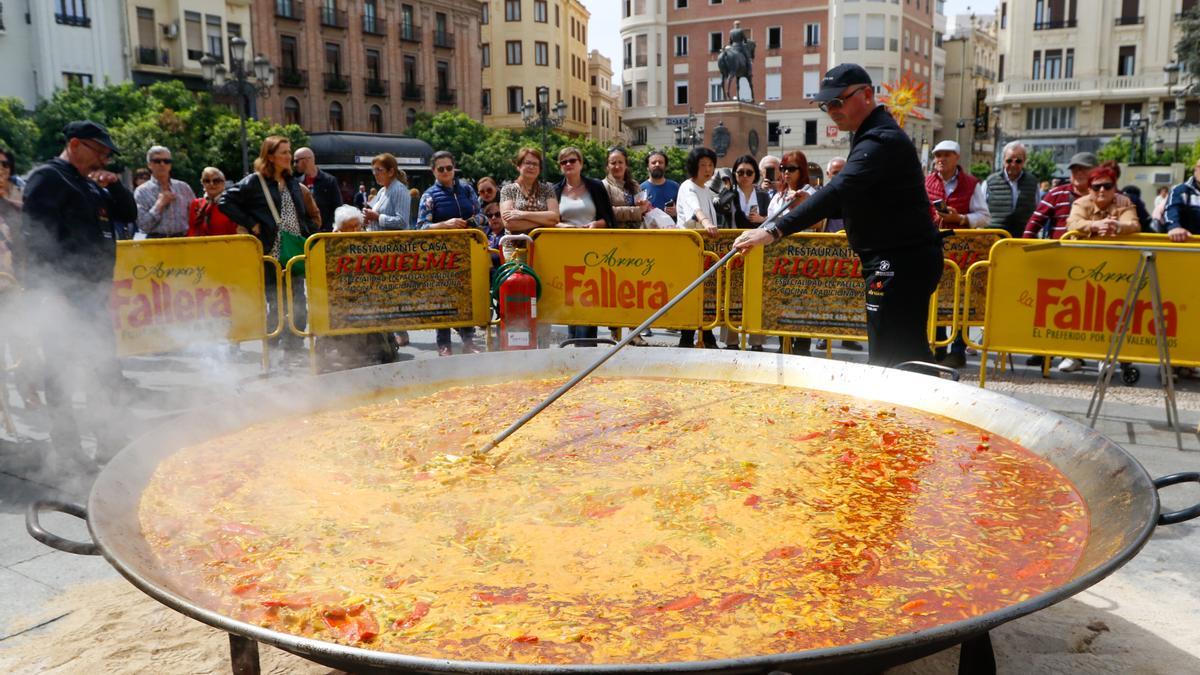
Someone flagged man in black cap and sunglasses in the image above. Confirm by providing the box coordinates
[21,120,136,471]
[734,64,942,368]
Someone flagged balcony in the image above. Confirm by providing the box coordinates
[1032,20,1076,30]
[279,68,308,88]
[55,12,92,27]
[364,77,388,97]
[323,72,350,92]
[137,46,165,67]
[401,83,424,101]
[363,16,386,36]
[400,22,421,42]
[1114,16,1143,26]
[433,31,454,49]
[320,7,347,29]
[275,0,303,20]
[436,88,456,105]
[988,74,1167,102]
[973,66,996,80]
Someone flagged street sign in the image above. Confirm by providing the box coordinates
[825,125,839,138]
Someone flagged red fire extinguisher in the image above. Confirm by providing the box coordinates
[493,235,541,350]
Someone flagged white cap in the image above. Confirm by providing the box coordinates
[932,140,961,155]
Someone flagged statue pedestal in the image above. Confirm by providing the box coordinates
[703,100,768,166]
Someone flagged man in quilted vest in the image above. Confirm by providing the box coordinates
[924,140,988,368]
[983,141,1040,238]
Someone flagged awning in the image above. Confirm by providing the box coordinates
[306,132,434,172]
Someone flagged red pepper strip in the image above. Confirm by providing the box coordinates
[474,590,528,605]
[659,593,703,611]
[895,477,919,493]
[727,480,754,490]
[262,593,313,609]
[743,494,762,507]
[973,517,1008,528]
[900,599,928,613]
[353,608,379,642]
[393,601,431,630]
[764,546,803,560]
[880,431,900,446]
[838,450,857,465]
[513,634,540,644]
[716,592,753,612]
[231,583,258,597]
[793,432,822,442]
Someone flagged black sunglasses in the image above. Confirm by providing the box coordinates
[780,165,802,173]
[818,86,869,113]
[1090,182,1115,191]
[1004,158,1025,164]
[735,169,756,177]
[150,157,173,165]
[559,157,580,166]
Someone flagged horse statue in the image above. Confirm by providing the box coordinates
[718,22,756,102]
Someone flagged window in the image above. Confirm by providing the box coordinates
[482,43,490,68]
[535,41,548,66]
[55,0,90,26]
[889,16,899,50]
[998,54,1004,82]
[363,0,378,33]
[329,101,343,130]
[675,81,688,104]
[556,45,560,69]
[555,4,560,26]
[592,106,597,125]
[844,16,859,50]
[1044,49,1062,79]
[325,42,342,75]
[675,34,688,56]
[1025,106,1075,131]
[636,34,647,67]
[535,0,547,22]
[283,97,301,125]
[709,32,722,53]
[280,36,298,72]
[765,73,781,100]
[482,89,492,115]
[505,0,521,21]
[805,23,820,47]
[903,28,910,52]
[436,61,449,94]
[767,27,782,50]
[506,40,522,65]
[676,0,688,7]
[624,85,632,107]
[63,72,93,87]
[136,8,157,65]
[1164,100,1200,125]
[709,76,724,102]
[508,86,524,114]
[1103,103,1142,129]
[636,81,648,106]
[624,39,632,68]
[1000,2,1007,29]
[403,54,417,84]
[1031,50,1041,80]
[768,121,782,145]
[803,70,819,98]
[1118,46,1136,76]
[406,108,417,127]
[185,12,203,61]
[401,3,415,36]
[804,120,817,146]
[866,14,885,50]
[481,3,489,24]
[205,15,223,59]
[866,66,884,93]
[369,105,384,133]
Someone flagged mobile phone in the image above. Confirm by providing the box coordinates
[766,167,777,181]
[933,199,949,214]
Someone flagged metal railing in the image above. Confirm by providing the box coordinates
[279,68,308,88]
[320,6,347,28]
[323,72,350,92]
[1114,16,1143,26]
[434,31,454,49]
[436,88,456,105]
[364,77,388,97]
[400,22,421,42]
[1032,19,1076,30]
[275,0,303,20]
[55,12,92,27]
[363,15,385,35]
[137,47,159,66]
[401,83,424,101]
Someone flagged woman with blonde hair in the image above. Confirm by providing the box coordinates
[188,167,240,237]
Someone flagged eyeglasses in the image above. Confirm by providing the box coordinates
[1004,158,1025,164]
[150,157,173,165]
[371,166,389,173]
[735,169,756,177]
[434,165,455,173]
[520,161,540,168]
[201,178,225,185]
[81,140,112,160]
[780,165,802,173]
[818,86,869,113]
[1090,183,1115,191]
[486,211,502,219]
[559,157,580,166]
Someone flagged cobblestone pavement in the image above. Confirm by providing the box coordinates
[2,330,1198,672]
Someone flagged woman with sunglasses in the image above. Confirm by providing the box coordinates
[602,146,653,345]
[187,167,240,237]
[476,176,500,209]
[417,151,482,356]
[553,147,617,345]
[1066,166,1138,238]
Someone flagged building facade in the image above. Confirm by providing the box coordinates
[0,0,129,109]
[942,14,997,168]
[588,50,623,145]
[252,0,483,135]
[621,0,942,167]
[125,0,255,92]
[481,0,592,137]
[988,0,1200,171]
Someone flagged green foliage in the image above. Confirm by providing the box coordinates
[1025,149,1058,182]
[969,162,993,182]
[0,97,38,173]
[32,81,159,160]
[1177,8,1200,82]
[1097,137,1134,164]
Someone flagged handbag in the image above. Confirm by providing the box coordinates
[258,173,306,276]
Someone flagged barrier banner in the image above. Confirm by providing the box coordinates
[741,233,868,338]
[530,229,706,328]
[937,229,1008,325]
[980,239,1200,366]
[702,231,745,326]
[303,230,491,335]
[111,235,269,356]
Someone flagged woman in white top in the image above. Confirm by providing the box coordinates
[675,147,720,348]
[363,154,411,230]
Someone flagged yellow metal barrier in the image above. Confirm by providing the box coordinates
[929,257,962,349]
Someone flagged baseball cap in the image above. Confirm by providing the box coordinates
[814,64,873,102]
[63,120,121,154]
[1067,152,1097,170]
[932,140,962,155]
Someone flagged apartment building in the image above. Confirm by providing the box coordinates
[988,0,1200,169]
[588,50,623,145]
[0,0,128,108]
[943,14,998,168]
[126,0,254,91]
[621,0,942,167]
[481,0,592,136]
[252,0,483,135]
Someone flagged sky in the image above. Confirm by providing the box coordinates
[586,0,999,84]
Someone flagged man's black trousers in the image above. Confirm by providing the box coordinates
[860,243,944,368]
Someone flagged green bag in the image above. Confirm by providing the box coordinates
[280,229,307,277]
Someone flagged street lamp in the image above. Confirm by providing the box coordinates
[1127,112,1150,164]
[1163,62,1196,160]
[673,107,703,148]
[201,36,275,177]
[521,85,568,162]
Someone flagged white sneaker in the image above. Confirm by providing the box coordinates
[1057,357,1085,373]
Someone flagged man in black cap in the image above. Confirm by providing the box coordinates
[21,120,136,471]
[734,64,943,368]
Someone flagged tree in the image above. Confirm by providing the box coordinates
[1025,149,1057,182]
[1097,137,1133,165]
[0,98,38,173]
[969,162,992,182]
[1177,7,1200,82]
[32,81,157,160]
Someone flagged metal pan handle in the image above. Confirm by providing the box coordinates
[1153,473,1200,526]
[895,361,962,382]
[26,500,100,555]
[558,338,619,348]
